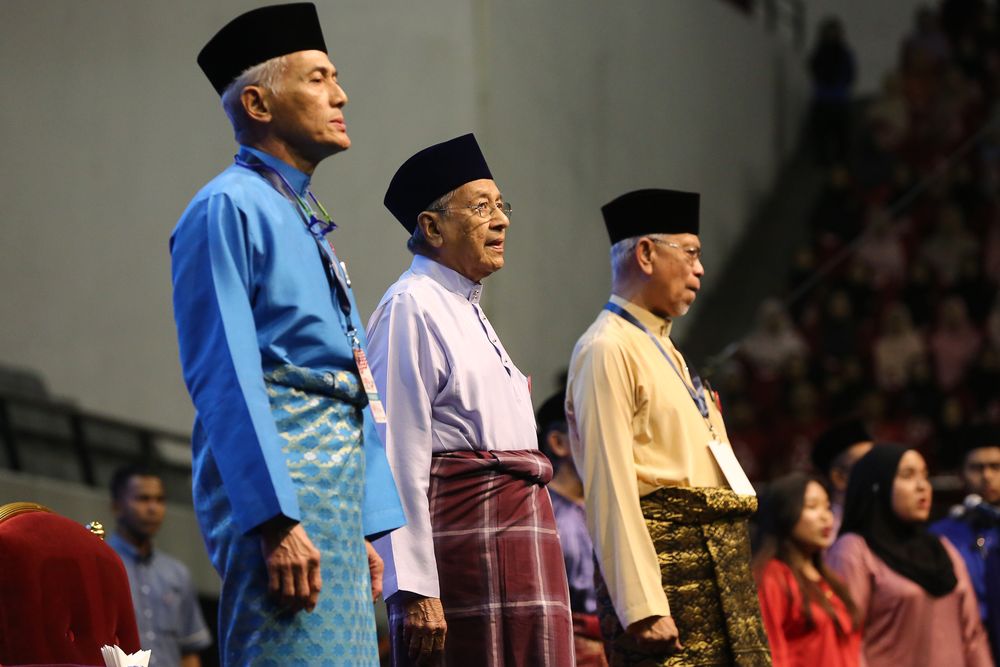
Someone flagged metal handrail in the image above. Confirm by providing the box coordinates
[0,391,192,489]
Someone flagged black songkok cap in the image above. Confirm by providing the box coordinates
[198,3,327,96]
[601,188,700,245]
[384,134,494,233]
[536,390,567,435]
[958,423,1000,459]
[811,418,873,475]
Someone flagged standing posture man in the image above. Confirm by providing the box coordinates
[810,418,874,534]
[171,4,404,665]
[537,390,608,667]
[369,134,574,666]
[932,424,1000,661]
[108,464,212,667]
[566,189,770,666]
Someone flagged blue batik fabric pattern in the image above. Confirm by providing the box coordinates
[202,364,378,666]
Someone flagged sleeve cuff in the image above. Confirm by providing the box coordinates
[620,596,672,629]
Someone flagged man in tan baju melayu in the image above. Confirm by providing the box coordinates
[566,188,770,666]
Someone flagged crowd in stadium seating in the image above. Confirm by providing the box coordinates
[723,0,1000,481]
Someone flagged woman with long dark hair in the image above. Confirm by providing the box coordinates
[753,473,861,667]
[827,444,991,666]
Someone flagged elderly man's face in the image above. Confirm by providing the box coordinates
[267,50,350,163]
[645,233,704,318]
[436,179,509,282]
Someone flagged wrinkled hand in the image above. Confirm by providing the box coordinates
[366,540,383,601]
[259,519,322,614]
[403,596,447,665]
[626,615,683,654]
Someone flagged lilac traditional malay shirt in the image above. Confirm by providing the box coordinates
[366,254,537,599]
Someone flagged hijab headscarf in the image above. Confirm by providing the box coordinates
[839,443,957,596]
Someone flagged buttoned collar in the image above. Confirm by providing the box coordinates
[410,254,485,304]
[238,145,312,197]
[609,294,673,338]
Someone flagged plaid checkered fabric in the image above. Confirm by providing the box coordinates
[389,449,575,666]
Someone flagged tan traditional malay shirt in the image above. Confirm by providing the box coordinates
[566,295,732,628]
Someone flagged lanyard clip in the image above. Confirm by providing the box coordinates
[347,326,361,350]
[308,215,337,236]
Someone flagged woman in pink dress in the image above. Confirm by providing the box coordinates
[754,473,862,667]
[827,444,992,667]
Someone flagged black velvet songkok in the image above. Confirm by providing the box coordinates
[198,3,327,95]
[600,189,700,245]
[384,134,494,233]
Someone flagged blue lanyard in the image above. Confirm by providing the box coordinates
[603,301,710,418]
[234,154,360,346]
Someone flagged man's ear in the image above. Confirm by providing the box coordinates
[417,212,445,249]
[547,431,571,458]
[240,85,272,124]
[634,238,655,276]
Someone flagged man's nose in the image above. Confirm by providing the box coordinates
[331,81,348,107]
[492,209,510,229]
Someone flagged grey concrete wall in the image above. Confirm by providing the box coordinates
[0,1,808,435]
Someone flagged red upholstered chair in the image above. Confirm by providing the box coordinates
[0,502,140,667]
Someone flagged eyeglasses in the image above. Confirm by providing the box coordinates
[648,238,703,264]
[430,201,513,221]
[965,461,1000,474]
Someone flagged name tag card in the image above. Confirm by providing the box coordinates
[354,348,387,424]
[707,440,756,497]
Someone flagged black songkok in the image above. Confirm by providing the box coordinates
[811,418,873,475]
[957,423,1000,460]
[198,3,327,95]
[384,134,494,233]
[601,188,700,245]
[535,390,567,436]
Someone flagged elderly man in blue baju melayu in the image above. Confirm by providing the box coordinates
[170,4,404,665]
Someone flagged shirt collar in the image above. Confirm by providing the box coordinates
[108,532,154,563]
[609,294,673,337]
[238,145,312,197]
[410,255,484,304]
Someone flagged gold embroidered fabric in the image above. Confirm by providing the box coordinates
[597,486,771,666]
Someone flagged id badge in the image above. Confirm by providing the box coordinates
[353,346,387,424]
[707,440,756,496]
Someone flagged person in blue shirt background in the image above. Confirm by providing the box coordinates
[170,4,404,665]
[109,464,212,667]
[931,423,1000,663]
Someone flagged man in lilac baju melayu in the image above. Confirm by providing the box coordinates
[367,134,574,667]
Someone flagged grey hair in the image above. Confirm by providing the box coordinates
[610,234,668,284]
[610,236,641,284]
[406,189,456,255]
[221,55,289,141]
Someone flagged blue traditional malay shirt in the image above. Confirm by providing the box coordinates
[108,534,212,667]
[549,489,599,615]
[932,504,1000,658]
[170,145,404,538]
